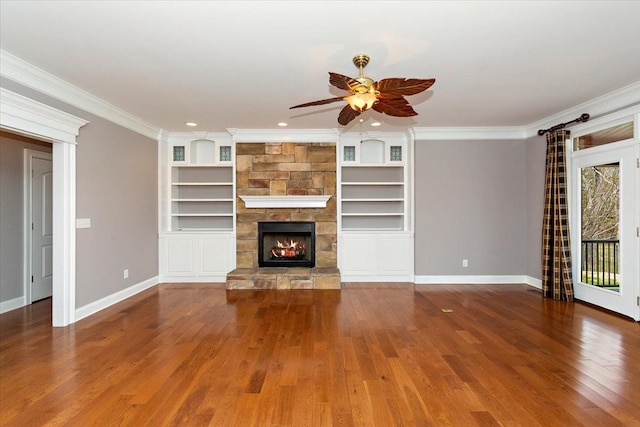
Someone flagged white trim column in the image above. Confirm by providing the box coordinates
[1,88,87,326]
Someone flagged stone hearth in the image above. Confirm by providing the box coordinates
[226,142,341,290]
[226,267,341,290]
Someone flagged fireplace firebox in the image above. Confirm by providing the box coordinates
[258,221,315,268]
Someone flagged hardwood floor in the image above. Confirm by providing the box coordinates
[1,283,639,426]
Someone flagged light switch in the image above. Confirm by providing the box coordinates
[76,218,91,229]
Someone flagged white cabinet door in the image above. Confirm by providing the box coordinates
[339,234,376,275]
[199,235,234,276]
[376,234,412,275]
[339,233,413,281]
[162,235,195,276]
[160,233,235,282]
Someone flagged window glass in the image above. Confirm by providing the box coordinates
[574,122,633,151]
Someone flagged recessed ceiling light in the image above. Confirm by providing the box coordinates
[278,122,288,127]
[371,122,381,127]
[185,122,197,127]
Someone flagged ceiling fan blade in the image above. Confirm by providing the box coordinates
[375,78,435,97]
[329,72,359,91]
[338,104,361,125]
[290,96,346,109]
[372,97,418,117]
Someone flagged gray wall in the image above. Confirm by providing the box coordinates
[414,139,528,276]
[0,132,52,303]
[1,78,158,309]
[525,134,547,280]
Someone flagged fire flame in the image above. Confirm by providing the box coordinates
[275,240,305,250]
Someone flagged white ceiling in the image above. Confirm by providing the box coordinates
[1,1,639,134]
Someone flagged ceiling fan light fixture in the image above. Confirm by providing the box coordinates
[344,92,376,112]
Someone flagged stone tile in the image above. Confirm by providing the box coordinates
[294,145,308,162]
[249,179,269,188]
[281,143,295,154]
[316,251,337,268]
[226,279,256,289]
[290,213,314,222]
[255,278,277,289]
[287,188,307,195]
[315,221,337,235]
[311,267,340,276]
[291,171,312,181]
[236,252,256,269]
[313,214,337,223]
[268,213,292,221]
[253,162,279,172]
[236,171,249,189]
[324,172,336,192]
[238,188,269,195]
[277,276,291,290]
[285,268,312,278]
[236,154,254,172]
[311,162,337,171]
[278,162,312,171]
[313,276,341,289]
[237,212,270,223]
[265,143,282,154]
[270,180,287,195]
[236,239,257,252]
[291,279,314,289]
[311,172,325,189]
[236,143,265,155]
[308,146,336,163]
[315,234,334,251]
[254,154,295,164]
[236,222,257,239]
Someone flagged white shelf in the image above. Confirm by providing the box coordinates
[342,198,403,202]
[171,214,233,217]
[171,182,233,186]
[170,163,234,231]
[171,198,234,202]
[341,182,403,186]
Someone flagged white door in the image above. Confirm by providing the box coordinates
[31,156,53,302]
[571,139,639,320]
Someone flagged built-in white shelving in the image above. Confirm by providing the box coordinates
[160,135,236,282]
[170,164,234,231]
[338,134,414,281]
[340,162,406,231]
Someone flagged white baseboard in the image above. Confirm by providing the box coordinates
[159,275,227,283]
[340,274,415,283]
[75,276,159,322]
[414,275,529,285]
[0,296,27,314]
[524,276,542,289]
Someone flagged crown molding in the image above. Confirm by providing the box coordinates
[167,131,233,144]
[524,81,640,138]
[228,128,340,143]
[412,126,526,141]
[0,50,160,140]
[0,88,88,144]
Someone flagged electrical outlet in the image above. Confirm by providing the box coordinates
[462,259,469,268]
[124,269,129,279]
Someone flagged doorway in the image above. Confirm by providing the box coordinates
[26,150,53,302]
[570,111,639,320]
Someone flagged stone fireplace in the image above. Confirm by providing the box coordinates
[225,142,341,290]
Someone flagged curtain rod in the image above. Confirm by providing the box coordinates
[537,113,590,136]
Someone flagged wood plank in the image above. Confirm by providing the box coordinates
[1,283,639,425]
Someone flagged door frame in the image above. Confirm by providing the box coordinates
[568,105,640,320]
[24,149,53,304]
[1,88,87,326]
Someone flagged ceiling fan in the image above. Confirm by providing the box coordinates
[290,54,435,126]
